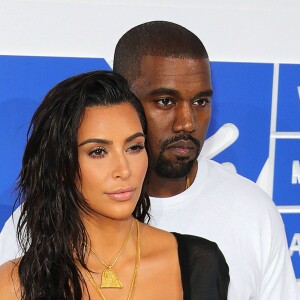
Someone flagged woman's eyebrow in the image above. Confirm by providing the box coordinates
[125,132,146,143]
[78,133,145,147]
[78,138,112,147]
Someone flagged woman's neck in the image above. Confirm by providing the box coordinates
[81,215,135,263]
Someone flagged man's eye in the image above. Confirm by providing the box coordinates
[157,98,174,106]
[88,147,107,158]
[194,98,210,107]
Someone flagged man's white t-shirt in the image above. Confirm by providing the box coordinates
[0,156,299,299]
[149,156,299,300]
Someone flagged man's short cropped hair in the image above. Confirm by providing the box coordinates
[113,20,209,84]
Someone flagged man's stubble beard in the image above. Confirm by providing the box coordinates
[152,134,201,179]
[155,155,196,178]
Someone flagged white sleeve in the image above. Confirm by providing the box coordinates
[0,206,22,265]
[259,205,300,299]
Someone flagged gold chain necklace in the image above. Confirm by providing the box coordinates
[85,219,140,300]
[87,218,134,288]
[185,174,191,190]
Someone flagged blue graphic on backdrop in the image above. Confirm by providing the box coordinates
[274,139,300,206]
[0,56,110,229]
[0,56,299,278]
[277,64,300,132]
[281,214,300,278]
[208,62,273,182]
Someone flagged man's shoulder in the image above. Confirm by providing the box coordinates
[198,157,271,198]
[199,156,255,184]
[196,157,277,213]
[0,206,22,265]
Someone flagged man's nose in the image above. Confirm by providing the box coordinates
[173,102,196,133]
[112,154,131,180]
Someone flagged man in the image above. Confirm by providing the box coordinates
[113,21,299,299]
[0,21,299,299]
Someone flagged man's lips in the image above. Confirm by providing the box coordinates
[105,187,135,201]
[166,140,196,157]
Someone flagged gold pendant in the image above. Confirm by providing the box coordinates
[101,267,123,288]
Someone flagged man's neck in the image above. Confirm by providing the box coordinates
[146,162,198,198]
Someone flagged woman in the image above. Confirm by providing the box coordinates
[0,70,229,299]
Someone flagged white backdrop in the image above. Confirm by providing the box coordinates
[1,0,300,64]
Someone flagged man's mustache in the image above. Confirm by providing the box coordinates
[160,134,200,152]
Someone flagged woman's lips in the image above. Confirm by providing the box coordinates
[105,187,135,201]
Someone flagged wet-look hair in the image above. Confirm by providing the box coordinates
[15,70,149,300]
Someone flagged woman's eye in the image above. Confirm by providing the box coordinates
[127,144,145,153]
[88,147,107,158]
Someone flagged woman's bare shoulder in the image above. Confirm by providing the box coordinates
[140,223,177,253]
[0,259,21,299]
[141,222,174,237]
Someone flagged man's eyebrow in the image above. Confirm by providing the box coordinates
[191,89,213,100]
[78,132,145,147]
[78,138,112,147]
[148,88,213,99]
[148,88,179,97]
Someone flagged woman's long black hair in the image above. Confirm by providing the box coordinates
[15,70,150,299]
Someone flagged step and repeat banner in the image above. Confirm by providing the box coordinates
[0,55,299,278]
